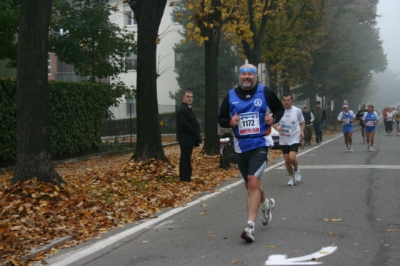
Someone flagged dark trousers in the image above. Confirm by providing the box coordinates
[314,123,324,143]
[304,125,313,144]
[384,120,393,133]
[179,145,193,182]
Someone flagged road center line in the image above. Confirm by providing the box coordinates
[276,165,400,170]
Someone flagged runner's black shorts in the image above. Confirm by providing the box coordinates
[236,147,269,182]
[280,143,300,154]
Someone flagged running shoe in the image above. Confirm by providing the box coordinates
[346,147,349,152]
[294,170,301,183]
[349,146,354,152]
[261,198,275,226]
[241,224,255,242]
[287,178,295,186]
[369,146,374,152]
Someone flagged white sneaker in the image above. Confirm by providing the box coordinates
[346,147,349,152]
[241,224,255,242]
[261,198,275,226]
[294,170,301,183]
[369,146,374,152]
[349,146,354,152]
[287,178,295,186]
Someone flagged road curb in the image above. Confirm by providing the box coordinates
[1,236,73,265]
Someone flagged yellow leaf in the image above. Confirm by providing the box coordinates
[187,22,194,29]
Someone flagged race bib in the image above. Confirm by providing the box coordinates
[238,112,260,135]
[344,118,351,125]
[366,121,375,127]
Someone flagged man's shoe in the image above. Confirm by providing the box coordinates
[294,170,301,183]
[287,178,295,186]
[369,146,374,152]
[241,225,255,242]
[261,198,275,226]
[349,146,354,152]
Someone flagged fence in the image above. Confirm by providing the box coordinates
[100,103,204,152]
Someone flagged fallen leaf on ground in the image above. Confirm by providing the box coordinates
[0,132,340,264]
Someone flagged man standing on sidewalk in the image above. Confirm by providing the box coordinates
[312,101,326,145]
[176,91,202,182]
[302,106,314,146]
[218,63,284,243]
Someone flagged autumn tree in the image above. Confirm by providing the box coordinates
[295,0,387,109]
[185,0,239,155]
[262,0,325,93]
[49,0,137,81]
[126,0,169,161]
[172,2,237,109]
[12,0,63,184]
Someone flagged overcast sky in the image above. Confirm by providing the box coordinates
[377,0,400,73]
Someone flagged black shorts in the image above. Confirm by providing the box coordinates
[236,147,269,181]
[280,143,300,154]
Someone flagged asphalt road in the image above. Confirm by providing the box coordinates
[38,124,400,266]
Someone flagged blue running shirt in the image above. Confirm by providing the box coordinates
[229,84,273,153]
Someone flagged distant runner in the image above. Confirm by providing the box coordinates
[275,93,305,186]
[363,105,379,152]
[356,104,366,143]
[337,104,356,152]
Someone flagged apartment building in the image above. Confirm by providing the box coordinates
[48,0,183,119]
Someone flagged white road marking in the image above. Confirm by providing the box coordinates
[45,133,344,265]
[265,245,338,265]
[276,165,400,170]
[45,181,245,266]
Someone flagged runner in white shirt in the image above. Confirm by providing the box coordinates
[275,93,305,186]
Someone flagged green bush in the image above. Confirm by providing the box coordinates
[0,78,129,167]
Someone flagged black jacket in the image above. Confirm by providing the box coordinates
[218,84,285,128]
[176,103,202,146]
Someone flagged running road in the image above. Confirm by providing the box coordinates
[38,124,400,266]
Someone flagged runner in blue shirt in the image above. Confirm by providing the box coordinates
[218,64,284,243]
[362,104,379,152]
[337,104,356,152]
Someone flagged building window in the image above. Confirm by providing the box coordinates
[47,53,51,75]
[175,52,183,67]
[125,53,137,70]
[126,99,135,116]
[123,4,136,26]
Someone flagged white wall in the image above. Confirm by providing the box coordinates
[108,0,183,119]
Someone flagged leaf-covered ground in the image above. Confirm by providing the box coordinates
[0,136,284,265]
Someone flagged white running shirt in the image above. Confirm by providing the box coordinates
[278,106,305,145]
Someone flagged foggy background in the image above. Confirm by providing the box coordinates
[368,0,400,109]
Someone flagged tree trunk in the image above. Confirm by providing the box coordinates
[203,28,221,155]
[130,0,168,161]
[12,0,64,185]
